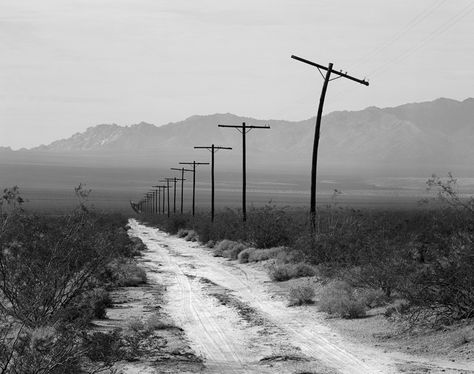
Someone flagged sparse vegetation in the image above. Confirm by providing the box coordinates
[318,281,367,319]
[142,173,474,329]
[213,239,246,259]
[288,284,315,306]
[268,263,316,282]
[0,185,147,372]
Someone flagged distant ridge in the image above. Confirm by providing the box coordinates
[3,97,474,174]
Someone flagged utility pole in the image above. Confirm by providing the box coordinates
[160,185,167,215]
[152,188,157,214]
[152,185,162,214]
[179,161,209,216]
[160,179,172,217]
[146,192,153,214]
[171,167,189,214]
[170,177,178,214]
[291,54,369,228]
[194,144,232,222]
[218,122,270,222]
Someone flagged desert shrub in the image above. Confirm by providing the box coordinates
[275,249,304,264]
[288,284,315,306]
[126,236,147,257]
[144,313,176,332]
[213,239,232,257]
[248,247,285,262]
[399,232,474,324]
[0,209,124,328]
[115,262,147,287]
[61,288,112,325]
[222,243,246,260]
[84,330,123,365]
[267,263,316,282]
[291,263,316,278]
[318,281,367,318]
[237,248,253,263]
[185,230,199,242]
[213,239,245,258]
[268,264,293,282]
[0,325,84,374]
[205,240,215,248]
[194,209,244,243]
[177,228,189,238]
[246,205,292,248]
[89,288,113,319]
[356,288,387,308]
[162,215,190,234]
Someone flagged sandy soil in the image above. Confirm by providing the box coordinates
[125,219,474,374]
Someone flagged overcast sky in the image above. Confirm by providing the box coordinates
[1,0,473,149]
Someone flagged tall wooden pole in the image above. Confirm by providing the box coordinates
[194,145,232,222]
[218,122,269,222]
[162,186,166,214]
[243,124,246,220]
[179,161,209,216]
[171,167,190,214]
[167,180,170,217]
[180,169,184,213]
[310,63,332,227]
[152,185,162,214]
[173,177,177,213]
[159,180,170,217]
[291,54,369,228]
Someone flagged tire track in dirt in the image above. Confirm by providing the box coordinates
[129,220,389,373]
[131,221,271,374]
[130,220,474,374]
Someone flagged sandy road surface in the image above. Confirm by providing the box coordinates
[128,219,474,374]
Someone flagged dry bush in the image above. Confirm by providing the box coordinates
[288,284,315,306]
[115,262,147,287]
[237,247,253,263]
[213,240,246,259]
[291,263,316,278]
[0,324,84,374]
[267,263,316,282]
[318,281,367,319]
[248,247,286,262]
[356,288,387,308]
[222,243,246,260]
[0,209,123,328]
[177,228,189,238]
[184,230,199,242]
[268,264,293,282]
[246,205,292,248]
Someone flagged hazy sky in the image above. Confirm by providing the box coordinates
[1,0,473,149]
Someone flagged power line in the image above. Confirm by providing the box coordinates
[291,55,368,228]
[218,122,270,222]
[194,144,232,222]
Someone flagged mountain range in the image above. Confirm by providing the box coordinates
[2,97,474,175]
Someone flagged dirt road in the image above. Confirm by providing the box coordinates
[128,219,474,374]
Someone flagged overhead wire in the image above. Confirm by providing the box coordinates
[270,0,452,119]
[329,1,474,106]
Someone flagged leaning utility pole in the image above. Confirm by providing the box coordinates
[194,144,232,222]
[171,167,189,214]
[179,161,209,216]
[291,54,369,228]
[218,122,270,222]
